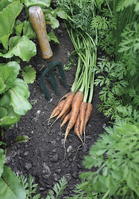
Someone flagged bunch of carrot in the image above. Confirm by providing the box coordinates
[49,29,97,144]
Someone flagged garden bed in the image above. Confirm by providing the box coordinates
[5,21,109,198]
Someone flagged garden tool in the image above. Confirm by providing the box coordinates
[29,6,67,101]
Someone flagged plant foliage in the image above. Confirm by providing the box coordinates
[69,121,139,198]
[19,174,67,199]
[0,1,37,198]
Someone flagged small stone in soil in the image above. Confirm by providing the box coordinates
[44,105,48,110]
[43,163,51,176]
[64,173,72,182]
[25,163,32,170]
[39,187,45,191]
[72,172,78,178]
[53,173,60,181]
[86,135,92,140]
[46,184,52,189]
[50,153,59,163]
[55,169,61,174]
[77,164,82,169]
[24,151,29,156]
[43,175,51,179]
[67,145,72,153]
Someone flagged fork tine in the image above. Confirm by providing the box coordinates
[48,68,60,96]
[40,68,51,101]
[53,61,67,88]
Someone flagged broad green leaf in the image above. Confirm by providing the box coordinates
[0,92,10,108]
[135,2,139,12]
[23,21,37,39]
[0,141,6,146]
[0,77,6,93]
[48,32,60,44]
[0,36,36,62]
[0,149,5,178]
[0,165,26,199]
[0,2,23,49]
[16,23,24,36]
[48,13,59,29]
[9,78,32,115]
[0,116,18,127]
[0,61,20,94]
[24,0,51,7]
[8,0,20,2]
[11,78,30,99]
[14,135,29,143]
[56,9,67,19]
[0,35,9,50]
[22,65,36,84]
[8,106,21,119]
[0,0,12,11]
[0,107,7,118]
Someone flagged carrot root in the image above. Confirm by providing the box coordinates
[61,112,71,128]
[49,100,65,120]
[61,106,71,121]
[84,103,93,133]
[74,112,83,142]
[79,102,87,136]
[57,92,75,120]
[59,92,70,102]
[64,91,83,142]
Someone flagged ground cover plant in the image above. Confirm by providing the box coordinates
[19,175,67,199]
[0,1,36,198]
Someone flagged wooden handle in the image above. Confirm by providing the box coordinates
[29,6,53,60]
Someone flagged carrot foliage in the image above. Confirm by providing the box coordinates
[70,121,139,198]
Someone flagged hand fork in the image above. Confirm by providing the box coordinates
[29,6,67,101]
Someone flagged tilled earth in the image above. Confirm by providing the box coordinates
[5,21,110,198]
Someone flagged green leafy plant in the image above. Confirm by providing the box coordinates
[45,176,67,199]
[19,174,67,199]
[0,1,36,133]
[69,121,139,198]
[0,164,26,199]
[0,1,37,198]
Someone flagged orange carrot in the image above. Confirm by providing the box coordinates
[57,92,75,120]
[60,92,70,101]
[79,102,87,136]
[49,100,65,120]
[61,106,71,121]
[84,103,93,132]
[64,91,83,142]
[74,111,83,142]
[61,112,71,128]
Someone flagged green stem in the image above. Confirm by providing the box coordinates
[105,0,113,17]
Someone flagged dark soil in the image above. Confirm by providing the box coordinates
[5,20,110,198]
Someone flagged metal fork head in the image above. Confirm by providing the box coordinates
[40,61,67,101]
